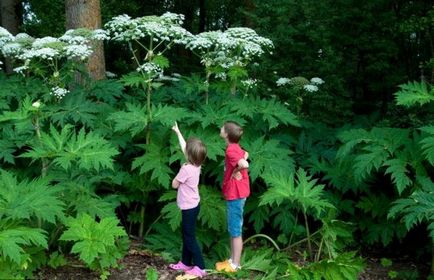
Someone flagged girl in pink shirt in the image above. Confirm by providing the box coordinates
[169,122,208,279]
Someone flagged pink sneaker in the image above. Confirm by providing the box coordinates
[185,266,207,278]
[169,261,193,272]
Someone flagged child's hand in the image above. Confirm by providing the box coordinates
[244,151,249,160]
[231,171,242,181]
[172,121,180,134]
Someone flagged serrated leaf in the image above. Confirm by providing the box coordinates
[384,158,412,194]
[132,142,172,187]
[395,81,434,107]
[244,136,294,181]
[108,103,148,136]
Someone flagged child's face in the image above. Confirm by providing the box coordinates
[220,126,227,139]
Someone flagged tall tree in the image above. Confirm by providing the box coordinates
[65,0,105,80]
[1,0,21,73]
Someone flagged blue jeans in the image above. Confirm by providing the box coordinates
[227,198,246,238]
[181,204,205,269]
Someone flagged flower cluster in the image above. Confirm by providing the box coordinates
[0,28,106,62]
[0,27,13,49]
[136,62,163,79]
[241,78,258,89]
[186,27,273,80]
[276,76,324,93]
[51,86,69,99]
[104,13,192,45]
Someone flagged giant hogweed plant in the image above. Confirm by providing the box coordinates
[104,12,194,237]
[332,81,434,274]
[0,169,64,279]
[389,80,434,274]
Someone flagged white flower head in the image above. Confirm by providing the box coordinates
[92,29,109,41]
[303,84,318,92]
[51,86,69,99]
[32,101,41,108]
[2,42,23,56]
[32,36,59,49]
[65,44,93,60]
[241,78,258,89]
[276,77,291,86]
[310,77,324,85]
[105,71,117,78]
[13,65,29,75]
[136,62,163,78]
[0,27,14,48]
[105,13,191,45]
[19,47,59,60]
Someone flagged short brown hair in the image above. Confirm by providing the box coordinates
[186,137,207,166]
[224,121,243,143]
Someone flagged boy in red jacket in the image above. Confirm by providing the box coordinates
[216,121,250,272]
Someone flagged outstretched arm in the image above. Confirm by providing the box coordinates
[172,122,186,157]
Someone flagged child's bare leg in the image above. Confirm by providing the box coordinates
[232,236,243,266]
[230,238,234,261]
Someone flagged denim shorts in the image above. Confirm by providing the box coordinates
[227,198,246,238]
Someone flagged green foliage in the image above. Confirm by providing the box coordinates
[419,126,434,166]
[21,125,119,172]
[59,214,129,277]
[389,190,434,241]
[108,103,148,136]
[260,168,334,217]
[309,252,365,280]
[245,137,295,182]
[132,142,173,187]
[146,267,159,280]
[0,170,64,223]
[0,169,64,278]
[395,82,434,107]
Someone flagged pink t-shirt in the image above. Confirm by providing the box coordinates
[175,163,201,210]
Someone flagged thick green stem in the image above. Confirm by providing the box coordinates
[282,230,321,251]
[230,79,237,95]
[205,70,211,105]
[138,205,145,239]
[303,212,312,258]
[144,213,163,238]
[34,115,48,177]
[315,237,324,262]
[243,234,281,251]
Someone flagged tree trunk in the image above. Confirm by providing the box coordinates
[65,0,105,80]
[1,0,21,73]
[198,0,206,32]
[243,0,255,28]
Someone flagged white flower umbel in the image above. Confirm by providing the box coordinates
[51,86,69,99]
[0,27,14,48]
[2,42,24,56]
[186,27,273,77]
[276,77,291,86]
[19,47,60,60]
[161,12,185,25]
[106,71,117,78]
[65,44,93,60]
[303,84,319,92]
[310,77,324,85]
[105,13,192,45]
[32,101,41,108]
[32,36,59,48]
[92,29,109,41]
[241,78,257,89]
[13,65,29,75]
[136,62,163,78]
